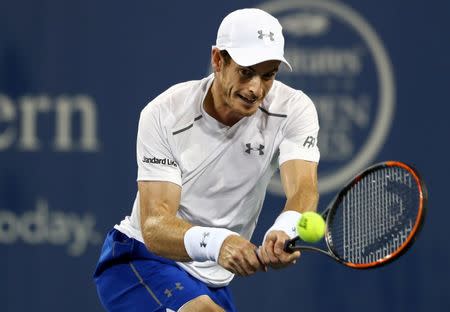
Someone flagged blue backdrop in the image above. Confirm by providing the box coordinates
[1,0,449,311]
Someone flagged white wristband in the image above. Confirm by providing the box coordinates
[263,210,302,243]
[184,226,239,262]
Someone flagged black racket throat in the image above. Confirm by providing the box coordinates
[285,236,331,255]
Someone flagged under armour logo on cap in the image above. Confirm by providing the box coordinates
[257,30,275,41]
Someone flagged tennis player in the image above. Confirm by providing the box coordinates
[94,8,320,312]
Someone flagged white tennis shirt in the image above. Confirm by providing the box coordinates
[115,74,320,287]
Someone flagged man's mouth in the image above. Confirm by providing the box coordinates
[237,94,258,105]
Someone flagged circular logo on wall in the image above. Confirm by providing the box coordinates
[259,0,396,195]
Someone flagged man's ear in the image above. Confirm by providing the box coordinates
[211,48,222,73]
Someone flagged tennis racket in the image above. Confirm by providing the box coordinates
[284,161,427,269]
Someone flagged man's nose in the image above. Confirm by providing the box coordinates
[247,75,262,99]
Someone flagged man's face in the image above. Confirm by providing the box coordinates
[215,55,281,118]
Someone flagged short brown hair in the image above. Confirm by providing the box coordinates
[219,50,231,65]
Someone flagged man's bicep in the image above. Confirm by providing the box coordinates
[138,181,181,225]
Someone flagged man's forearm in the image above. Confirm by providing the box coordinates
[142,214,193,261]
[283,186,319,214]
[142,214,239,264]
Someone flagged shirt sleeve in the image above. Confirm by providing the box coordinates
[136,105,182,186]
[278,92,320,166]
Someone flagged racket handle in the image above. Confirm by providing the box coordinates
[284,236,300,253]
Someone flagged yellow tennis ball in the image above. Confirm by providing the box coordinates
[296,212,326,243]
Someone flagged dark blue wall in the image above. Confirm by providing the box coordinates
[1,0,448,311]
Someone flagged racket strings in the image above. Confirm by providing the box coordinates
[329,166,420,264]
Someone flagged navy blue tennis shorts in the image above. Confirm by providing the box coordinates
[93,229,237,312]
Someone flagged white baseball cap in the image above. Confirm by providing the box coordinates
[214,8,292,71]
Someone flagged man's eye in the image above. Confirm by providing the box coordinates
[239,69,253,77]
[263,73,276,80]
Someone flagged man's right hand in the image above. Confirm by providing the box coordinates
[217,235,266,276]
[257,230,301,269]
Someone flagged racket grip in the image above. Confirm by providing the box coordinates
[284,236,300,253]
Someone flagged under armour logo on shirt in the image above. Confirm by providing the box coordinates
[245,143,265,155]
[257,30,274,41]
